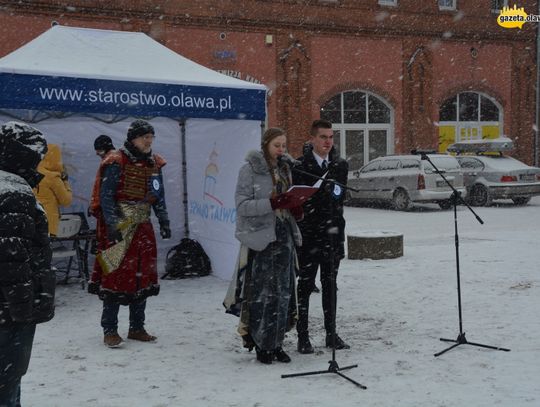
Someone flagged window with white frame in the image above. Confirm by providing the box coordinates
[320,90,394,172]
[491,0,508,12]
[438,0,456,10]
[439,92,502,142]
[378,0,397,6]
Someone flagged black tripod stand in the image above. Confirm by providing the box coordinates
[415,152,511,357]
[280,165,367,389]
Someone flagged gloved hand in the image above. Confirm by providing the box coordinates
[289,205,304,221]
[270,193,293,210]
[160,223,171,239]
[107,226,123,243]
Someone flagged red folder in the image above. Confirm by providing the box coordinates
[280,185,319,208]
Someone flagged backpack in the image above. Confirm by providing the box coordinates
[162,238,212,279]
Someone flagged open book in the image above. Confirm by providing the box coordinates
[281,171,327,207]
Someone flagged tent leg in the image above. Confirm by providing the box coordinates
[180,119,189,239]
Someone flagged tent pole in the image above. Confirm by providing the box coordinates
[180,119,189,238]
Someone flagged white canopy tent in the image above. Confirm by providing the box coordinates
[0,26,267,280]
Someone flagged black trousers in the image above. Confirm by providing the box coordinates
[0,323,35,407]
[296,253,340,336]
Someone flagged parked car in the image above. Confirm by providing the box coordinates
[347,154,466,210]
[448,138,540,206]
[454,155,540,206]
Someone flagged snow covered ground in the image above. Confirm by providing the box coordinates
[23,197,540,407]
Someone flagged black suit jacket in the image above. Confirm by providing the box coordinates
[293,144,348,260]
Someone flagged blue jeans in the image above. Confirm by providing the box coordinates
[0,324,36,407]
[101,300,146,334]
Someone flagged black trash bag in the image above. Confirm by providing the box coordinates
[162,238,212,279]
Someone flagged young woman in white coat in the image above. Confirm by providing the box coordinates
[228,128,303,364]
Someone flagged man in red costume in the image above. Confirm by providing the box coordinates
[89,120,171,348]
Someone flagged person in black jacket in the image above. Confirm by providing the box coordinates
[0,121,54,407]
[293,119,350,353]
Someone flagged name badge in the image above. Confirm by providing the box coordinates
[148,175,163,201]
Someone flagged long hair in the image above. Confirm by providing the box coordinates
[261,127,289,194]
[261,127,286,160]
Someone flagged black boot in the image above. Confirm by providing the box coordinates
[256,348,273,364]
[297,334,314,354]
[241,333,255,351]
[325,333,350,350]
[274,347,291,363]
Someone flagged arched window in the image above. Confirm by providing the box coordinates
[438,92,502,152]
[320,90,394,172]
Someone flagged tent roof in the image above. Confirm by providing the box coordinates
[0,26,266,120]
[0,25,265,91]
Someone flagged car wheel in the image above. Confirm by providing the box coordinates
[438,200,452,210]
[512,197,531,205]
[469,184,491,207]
[392,189,411,211]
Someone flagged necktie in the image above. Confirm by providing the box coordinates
[321,159,328,172]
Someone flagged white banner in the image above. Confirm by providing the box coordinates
[0,114,184,254]
[185,119,261,280]
[0,114,262,279]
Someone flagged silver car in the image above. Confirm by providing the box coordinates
[455,155,540,206]
[348,154,466,210]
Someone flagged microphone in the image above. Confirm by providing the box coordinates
[277,153,301,166]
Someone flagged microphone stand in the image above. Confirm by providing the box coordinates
[416,152,510,357]
[280,164,366,389]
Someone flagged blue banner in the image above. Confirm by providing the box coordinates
[0,73,266,121]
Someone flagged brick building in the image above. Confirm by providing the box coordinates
[0,0,537,168]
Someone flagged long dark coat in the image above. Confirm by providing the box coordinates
[0,121,54,388]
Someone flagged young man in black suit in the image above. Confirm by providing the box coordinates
[293,119,350,353]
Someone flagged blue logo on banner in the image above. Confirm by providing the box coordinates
[189,200,236,225]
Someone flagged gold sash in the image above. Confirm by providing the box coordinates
[97,203,151,275]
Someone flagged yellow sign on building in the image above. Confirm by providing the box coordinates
[497,5,529,29]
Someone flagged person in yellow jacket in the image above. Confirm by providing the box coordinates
[33,144,73,235]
